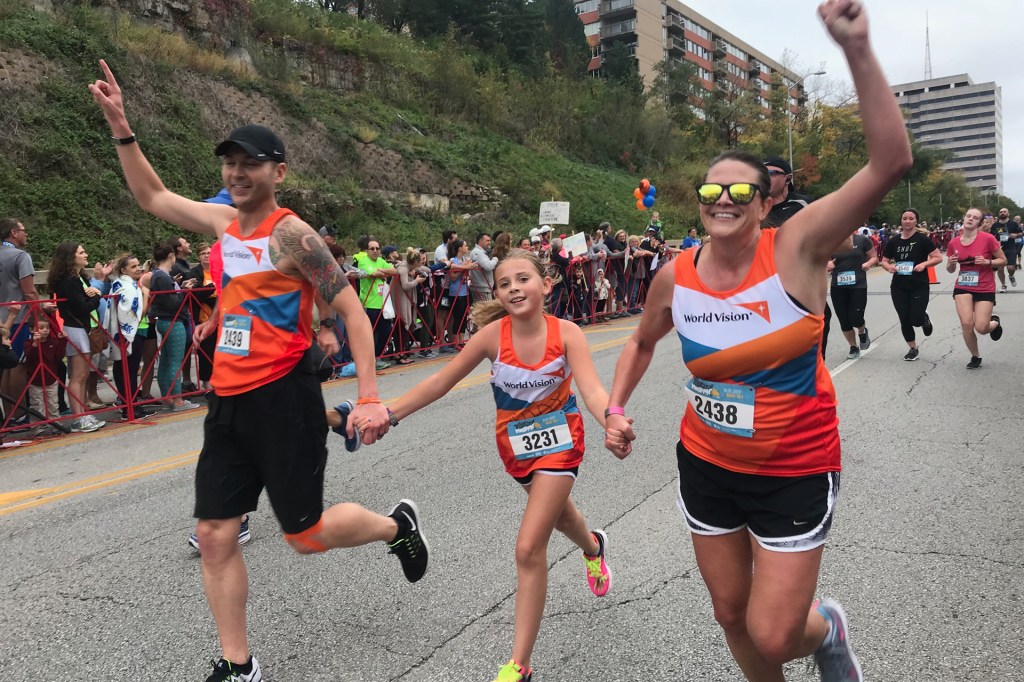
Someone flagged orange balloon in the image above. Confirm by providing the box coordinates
[636,199,646,210]
[633,188,643,200]
[640,178,651,193]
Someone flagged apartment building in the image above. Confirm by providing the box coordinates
[891,75,1003,193]
[575,0,804,113]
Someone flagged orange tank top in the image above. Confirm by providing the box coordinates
[490,315,585,478]
[671,229,840,476]
[211,208,314,396]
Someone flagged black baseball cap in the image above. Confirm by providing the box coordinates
[214,125,286,163]
[763,156,792,175]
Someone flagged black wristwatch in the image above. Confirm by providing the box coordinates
[112,134,137,146]
[319,318,336,330]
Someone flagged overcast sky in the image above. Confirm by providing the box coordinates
[681,0,1022,204]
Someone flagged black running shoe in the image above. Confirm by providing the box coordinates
[922,313,933,337]
[904,348,919,361]
[967,356,982,370]
[387,499,429,583]
[858,327,870,350]
[990,315,1003,341]
[205,656,262,681]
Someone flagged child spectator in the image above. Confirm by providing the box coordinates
[23,314,66,421]
[570,260,590,325]
[595,269,611,320]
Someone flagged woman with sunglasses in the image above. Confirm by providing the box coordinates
[603,3,910,681]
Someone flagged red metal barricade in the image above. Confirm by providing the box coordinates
[0,286,215,435]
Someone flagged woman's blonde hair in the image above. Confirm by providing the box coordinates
[470,249,550,328]
[404,247,422,267]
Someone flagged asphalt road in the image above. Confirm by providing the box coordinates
[1,266,1021,681]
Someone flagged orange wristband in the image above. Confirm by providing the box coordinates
[356,398,381,405]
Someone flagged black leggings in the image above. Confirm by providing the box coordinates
[830,287,867,332]
[890,285,929,342]
[111,334,145,403]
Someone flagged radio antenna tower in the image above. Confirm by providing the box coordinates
[924,11,933,80]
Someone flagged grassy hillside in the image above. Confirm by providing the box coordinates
[0,0,690,267]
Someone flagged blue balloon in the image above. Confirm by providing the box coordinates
[642,195,655,208]
[647,185,657,197]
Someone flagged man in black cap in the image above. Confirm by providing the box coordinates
[763,156,831,357]
[763,156,814,228]
[89,59,428,682]
[318,225,337,246]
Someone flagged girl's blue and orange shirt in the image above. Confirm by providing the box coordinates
[212,207,314,396]
[490,315,585,478]
[671,228,841,476]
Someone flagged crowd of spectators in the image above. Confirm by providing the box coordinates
[327,219,683,374]
[0,218,211,440]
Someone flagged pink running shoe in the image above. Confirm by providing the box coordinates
[584,529,612,597]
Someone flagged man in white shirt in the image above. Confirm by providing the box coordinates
[434,229,457,264]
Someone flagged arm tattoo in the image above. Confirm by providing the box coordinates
[270,219,350,303]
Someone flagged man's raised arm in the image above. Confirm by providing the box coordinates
[88,59,234,236]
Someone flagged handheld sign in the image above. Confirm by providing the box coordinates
[563,232,588,257]
[539,202,570,226]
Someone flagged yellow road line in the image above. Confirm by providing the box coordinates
[0,451,200,517]
[583,323,638,335]
[2,330,636,516]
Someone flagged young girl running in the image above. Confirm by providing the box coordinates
[333,249,625,682]
[946,207,1006,369]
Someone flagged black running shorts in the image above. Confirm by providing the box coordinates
[675,441,839,552]
[952,288,996,303]
[194,359,329,535]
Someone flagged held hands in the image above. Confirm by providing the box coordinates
[604,413,636,460]
[84,286,101,297]
[819,0,868,49]
[88,59,131,136]
[350,402,390,445]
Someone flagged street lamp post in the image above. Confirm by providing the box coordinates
[788,70,826,172]
[982,185,997,213]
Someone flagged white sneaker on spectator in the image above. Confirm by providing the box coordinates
[72,416,105,433]
[172,401,201,412]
